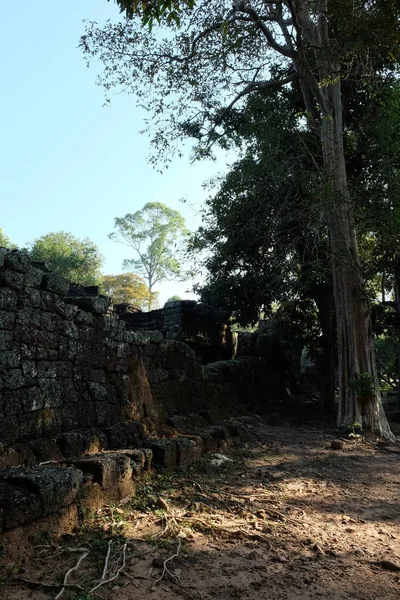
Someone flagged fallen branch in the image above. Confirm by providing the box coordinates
[370,560,400,572]
[101,540,112,581]
[54,551,89,600]
[152,538,182,589]
[89,542,127,594]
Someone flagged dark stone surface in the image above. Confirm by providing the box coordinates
[57,429,108,459]
[0,481,42,531]
[143,439,178,469]
[0,465,83,524]
[64,296,109,315]
[72,453,132,489]
[176,437,202,467]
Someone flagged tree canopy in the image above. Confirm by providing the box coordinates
[101,272,154,309]
[109,202,188,309]
[30,232,103,286]
[0,228,15,249]
[84,1,400,162]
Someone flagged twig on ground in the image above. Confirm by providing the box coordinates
[151,538,182,589]
[101,540,112,580]
[89,542,127,594]
[54,551,89,600]
[369,560,400,572]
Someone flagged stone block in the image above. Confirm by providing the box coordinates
[31,260,51,272]
[0,330,13,353]
[54,302,78,320]
[36,347,58,360]
[1,465,83,517]
[176,437,202,467]
[41,312,62,332]
[0,415,19,446]
[24,266,44,288]
[57,429,108,459]
[143,439,178,469]
[0,481,42,530]
[0,288,18,311]
[60,403,79,432]
[3,368,26,390]
[28,438,64,462]
[22,287,43,308]
[36,361,72,379]
[0,444,36,468]
[0,345,21,371]
[72,453,132,489]
[103,422,142,449]
[41,272,69,296]
[21,360,38,383]
[0,269,24,290]
[195,426,229,452]
[17,411,43,440]
[131,331,164,344]
[13,325,39,345]
[0,310,15,330]
[64,296,109,315]
[21,343,35,360]
[4,251,29,273]
[63,322,79,339]
[37,330,59,349]
[74,310,94,326]
[4,390,23,416]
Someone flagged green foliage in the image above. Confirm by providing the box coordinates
[109,203,188,303]
[189,89,330,328]
[113,0,195,27]
[0,228,16,249]
[83,1,400,164]
[29,232,103,286]
[101,272,153,309]
[165,294,183,303]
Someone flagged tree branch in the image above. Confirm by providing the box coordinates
[203,71,298,152]
[235,4,297,58]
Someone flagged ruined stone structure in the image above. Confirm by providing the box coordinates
[116,299,237,363]
[0,249,279,536]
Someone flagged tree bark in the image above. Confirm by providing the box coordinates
[314,288,336,415]
[318,73,395,440]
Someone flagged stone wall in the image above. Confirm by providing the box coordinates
[0,249,157,453]
[0,249,286,537]
[0,249,279,468]
[118,300,237,364]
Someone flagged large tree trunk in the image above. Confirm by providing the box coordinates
[314,289,336,416]
[319,74,396,441]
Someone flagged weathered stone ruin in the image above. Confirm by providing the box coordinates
[0,249,280,538]
[116,299,237,363]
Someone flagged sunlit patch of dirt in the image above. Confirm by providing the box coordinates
[1,422,399,599]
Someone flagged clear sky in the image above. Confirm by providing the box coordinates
[0,0,230,304]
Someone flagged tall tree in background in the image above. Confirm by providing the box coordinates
[101,272,154,309]
[85,1,400,439]
[30,232,103,286]
[109,202,188,309]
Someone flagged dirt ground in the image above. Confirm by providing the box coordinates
[1,419,400,600]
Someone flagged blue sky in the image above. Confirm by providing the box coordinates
[0,0,230,304]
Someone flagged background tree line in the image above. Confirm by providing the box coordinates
[0,202,188,311]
